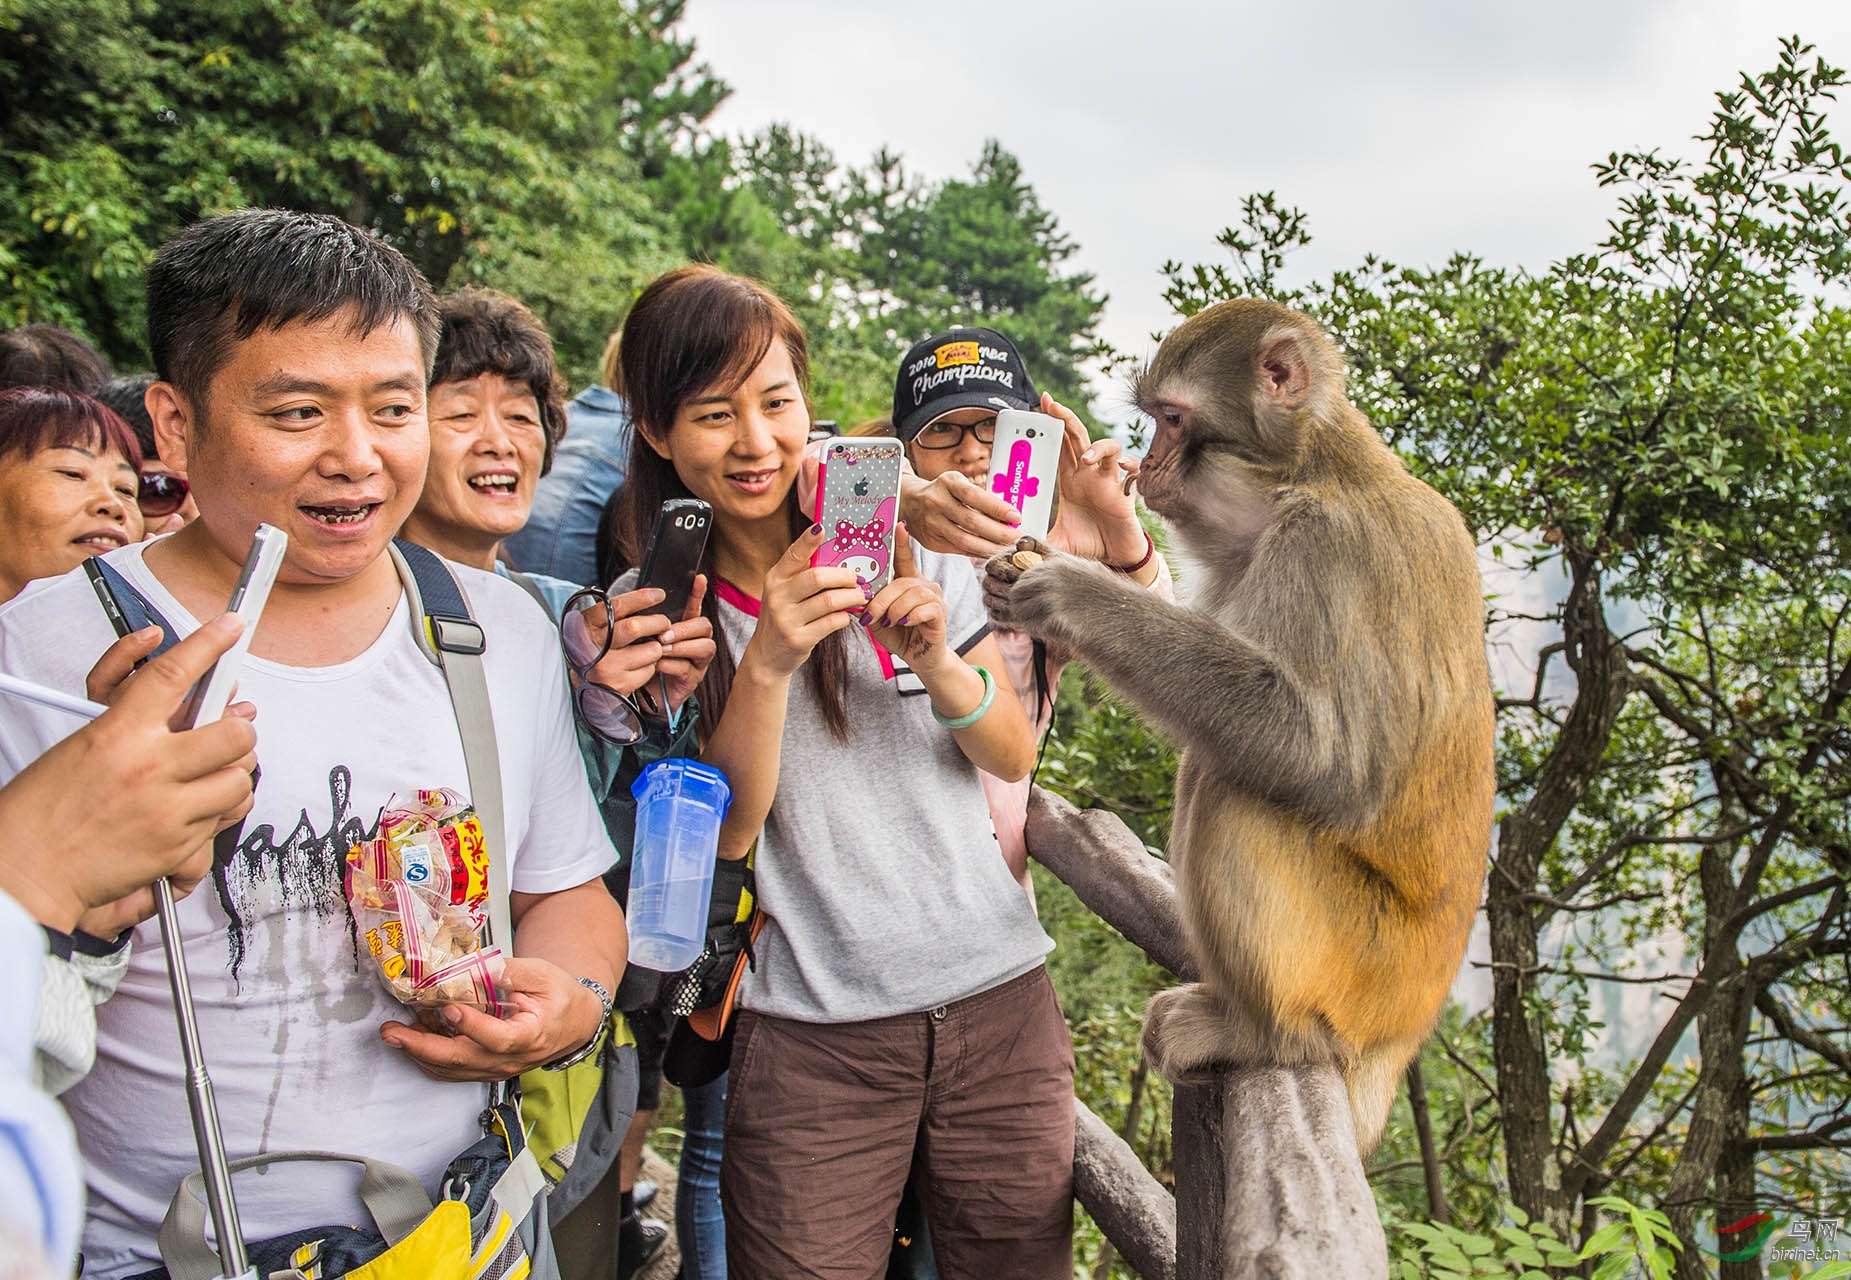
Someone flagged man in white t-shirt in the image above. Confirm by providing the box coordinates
[0,210,627,1278]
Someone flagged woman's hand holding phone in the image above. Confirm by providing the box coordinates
[746,526,866,679]
[898,469,1022,560]
[865,525,950,673]
[570,585,676,697]
[649,574,716,714]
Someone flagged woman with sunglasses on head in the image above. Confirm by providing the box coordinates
[0,387,145,606]
[885,330,1171,908]
[610,265,1073,1280]
[95,374,200,537]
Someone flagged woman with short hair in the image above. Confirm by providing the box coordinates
[0,387,144,604]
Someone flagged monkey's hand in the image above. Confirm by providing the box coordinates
[983,535,1120,647]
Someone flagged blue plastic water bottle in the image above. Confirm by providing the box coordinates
[627,759,732,971]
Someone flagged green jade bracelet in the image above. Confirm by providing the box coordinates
[932,664,996,730]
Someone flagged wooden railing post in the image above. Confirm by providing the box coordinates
[1210,1065,1389,1278]
[1026,788,1390,1280]
[1172,1078,1230,1280]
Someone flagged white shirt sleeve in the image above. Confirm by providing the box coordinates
[922,548,992,656]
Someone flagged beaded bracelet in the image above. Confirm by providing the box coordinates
[933,665,996,730]
[1107,528,1156,575]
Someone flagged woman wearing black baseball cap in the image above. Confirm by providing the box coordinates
[889,326,1172,900]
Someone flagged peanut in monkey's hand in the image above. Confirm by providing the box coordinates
[983,535,1063,637]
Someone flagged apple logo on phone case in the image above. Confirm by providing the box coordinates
[993,438,1041,512]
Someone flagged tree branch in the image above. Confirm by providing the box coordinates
[1754,989,1851,1077]
[1752,1115,1851,1152]
[1523,886,1662,914]
[1435,1029,1500,1106]
[1729,875,1843,934]
[1567,650,1851,1192]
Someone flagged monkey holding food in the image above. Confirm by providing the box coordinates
[983,299,1494,1155]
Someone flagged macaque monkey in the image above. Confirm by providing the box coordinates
[983,299,1493,1155]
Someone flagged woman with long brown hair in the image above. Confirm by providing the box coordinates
[610,265,1074,1279]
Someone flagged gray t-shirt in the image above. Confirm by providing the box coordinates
[691,545,1053,1022]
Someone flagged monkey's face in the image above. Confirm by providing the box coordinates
[1131,391,1202,519]
[1133,301,1333,525]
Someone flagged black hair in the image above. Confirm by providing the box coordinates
[145,209,440,411]
[429,288,569,474]
[0,325,111,394]
[0,386,143,471]
[94,374,158,460]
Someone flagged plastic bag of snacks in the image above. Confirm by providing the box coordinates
[345,788,509,1030]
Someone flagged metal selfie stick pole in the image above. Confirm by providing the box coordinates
[153,878,256,1279]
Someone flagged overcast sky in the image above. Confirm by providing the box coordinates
[678,0,1851,405]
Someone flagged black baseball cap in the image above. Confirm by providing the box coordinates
[891,326,1038,441]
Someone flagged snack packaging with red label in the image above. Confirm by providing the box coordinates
[345,788,508,1029]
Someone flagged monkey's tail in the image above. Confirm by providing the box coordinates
[1345,1039,1422,1159]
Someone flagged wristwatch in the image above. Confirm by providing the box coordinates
[543,977,615,1071]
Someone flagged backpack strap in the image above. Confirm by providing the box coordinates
[84,557,180,657]
[388,540,513,955]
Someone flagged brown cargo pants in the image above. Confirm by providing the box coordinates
[719,965,1075,1280]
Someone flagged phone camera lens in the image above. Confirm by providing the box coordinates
[1026,427,1037,437]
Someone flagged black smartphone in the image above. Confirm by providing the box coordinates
[636,498,712,619]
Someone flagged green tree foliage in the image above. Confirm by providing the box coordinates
[1,0,1104,422]
[840,140,1109,408]
[0,0,694,384]
[1160,36,1851,1275]
[1387,1195,1683,1280]
[0,0,167,359]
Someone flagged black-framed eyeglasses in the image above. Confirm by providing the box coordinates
[912,416,997,450]
[138,472,190,519]
[559,588,647,745]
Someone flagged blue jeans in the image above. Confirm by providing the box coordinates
[678,1071,727,1279]
[501,386,632,586]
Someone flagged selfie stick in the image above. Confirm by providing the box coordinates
[0,672,109,721]
[160,532,286,1280]
[155,878,255,1278]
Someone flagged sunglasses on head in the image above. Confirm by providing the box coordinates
[138,472,190,519]
[559,587,648,745]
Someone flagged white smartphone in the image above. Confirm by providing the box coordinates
[987,409,1063,541]
[181,523,288,728]
[813,437,905,595]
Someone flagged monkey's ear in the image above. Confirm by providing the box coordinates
[1254,333,1313,411]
